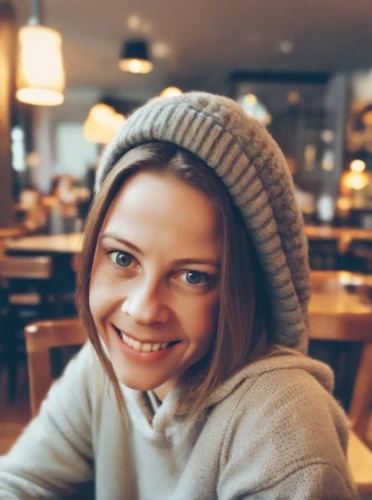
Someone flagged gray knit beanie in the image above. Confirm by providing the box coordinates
[95,92,310,353]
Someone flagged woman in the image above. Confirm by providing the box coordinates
[0,92,357,499]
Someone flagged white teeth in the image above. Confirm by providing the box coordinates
[118,330,174,352]
[132,340,141,352]
[141,343,152,352]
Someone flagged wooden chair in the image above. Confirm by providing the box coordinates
[348,430,372,497]
[25,317,87,416]
[0,255,53,400]
[309,271,372,442]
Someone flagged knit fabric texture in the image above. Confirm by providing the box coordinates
[95,92,310,351]
[0,344,357,498]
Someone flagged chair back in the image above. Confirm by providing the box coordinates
[25,318,87,416]
[348,430,372,496]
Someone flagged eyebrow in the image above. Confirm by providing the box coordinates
[100,232,219,268]
[100,233,143,255]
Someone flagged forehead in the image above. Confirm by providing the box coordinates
[103,171,220,255]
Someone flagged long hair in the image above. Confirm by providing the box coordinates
[76,142,272,418]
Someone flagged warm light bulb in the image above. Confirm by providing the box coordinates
[16,25,65,106]
[119,58,153,74]
[84,104,126,144]
[160,87,182,97]
[336,196,352,211]
[243,94,258,105]
[128,59,143,73]
[90,103,115,125]
[350,159,366,172]
[341,170,369,191]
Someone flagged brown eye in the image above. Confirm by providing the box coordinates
[110,251,133,267]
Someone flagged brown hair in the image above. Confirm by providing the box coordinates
[76,142,272,418]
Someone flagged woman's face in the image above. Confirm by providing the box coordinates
[89,171,220,400]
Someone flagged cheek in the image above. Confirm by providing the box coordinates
[179,291,220,343]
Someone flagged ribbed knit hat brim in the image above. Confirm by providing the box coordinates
[96,92,310,352]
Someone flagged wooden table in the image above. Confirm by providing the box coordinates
[309,271,372,442]
[309,270,372,344]
[309,292,372,341]
[4,233,83,254]
[6,227,372,256]
[4,233,83,298]
[305,225,372,254]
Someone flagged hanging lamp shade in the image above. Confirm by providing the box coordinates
[119,40,153,74]
[16,25,65,106]
[83,103,126,144]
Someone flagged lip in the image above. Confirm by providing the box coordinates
[112,325,182,364]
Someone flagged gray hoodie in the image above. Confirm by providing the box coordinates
[0,343,357,499]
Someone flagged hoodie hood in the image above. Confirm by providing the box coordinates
[121,347,334,442]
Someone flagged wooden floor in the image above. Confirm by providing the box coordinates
[0,361,31,455]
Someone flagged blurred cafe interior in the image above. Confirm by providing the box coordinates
[1,0,372,492]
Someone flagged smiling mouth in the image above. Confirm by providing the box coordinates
[114,327,181,353]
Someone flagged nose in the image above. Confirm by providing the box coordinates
[121,279,169,325]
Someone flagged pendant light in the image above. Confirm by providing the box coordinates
[16,0,65,106]
[118,39,153,74]
[83,103,126,144]
[159,87,182,97]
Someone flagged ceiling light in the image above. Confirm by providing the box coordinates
[119,40,153,74]
[243,93,258,106]
[83,103,126,144]
[160,87,182,97]
[287,91,300,104]
[279,40,294,54]
[341,170,369,191]
[16,0,65,106]
[321,130,334,143]
[350,159,366,172]
[127,14,141,31]
[152,42,170,59]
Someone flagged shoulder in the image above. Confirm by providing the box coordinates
[223,361,349,455]
[220,360,349,469]
[216,359,355,496]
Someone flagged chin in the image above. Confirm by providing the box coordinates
[113,367,171,393]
